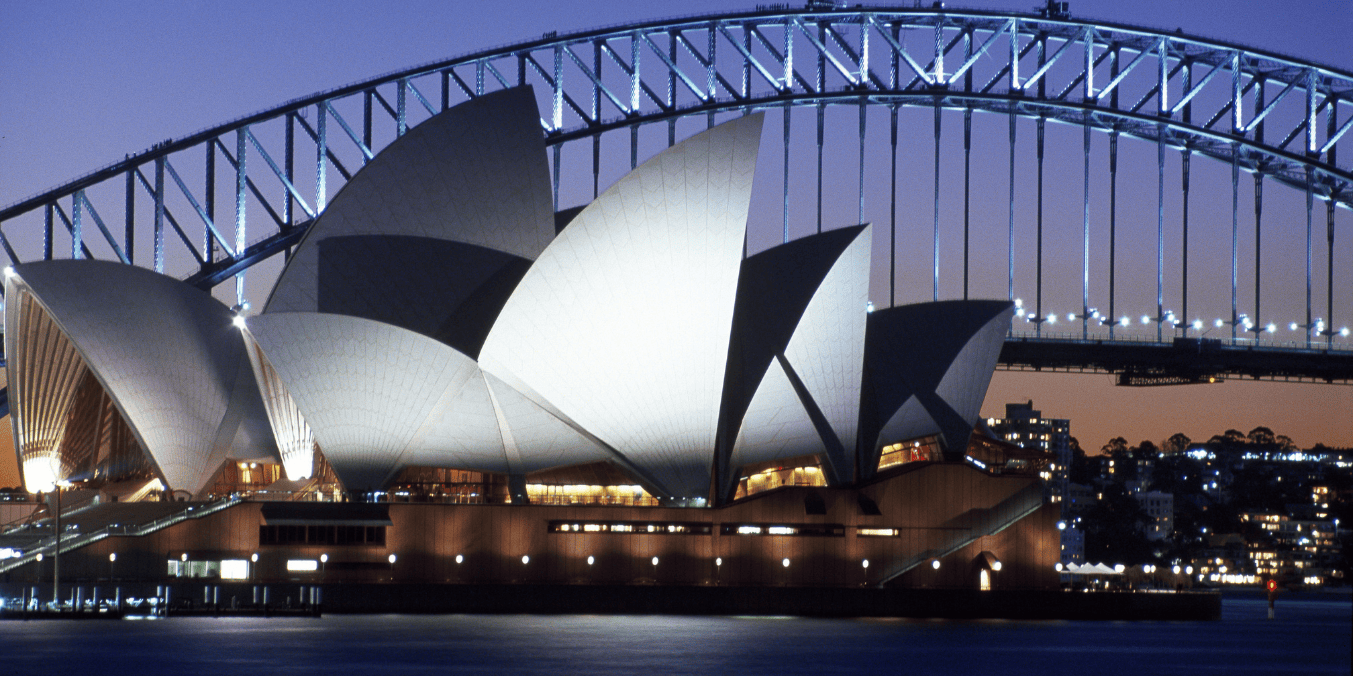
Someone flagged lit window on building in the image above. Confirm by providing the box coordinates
[527,483,658,506]
[857,528,900,537]
[733,455,828,499]
[878,437,941,471]
[220,559,250,580]
[547,521,712,535]
[166,558,223,578]
[720,523,845,537]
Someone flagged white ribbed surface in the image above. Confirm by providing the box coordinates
[935,306,1014,427]
[244,312,483,490]
[265,86,555,317]
[877,395,941,450]
[482,371,614,474]
[401,369,507,474]
[730,357,824,470]
[7,291,87,491]
[245,342,316,480]
[5,261,270,495]
[781,225,870,459]
[480,114,764,498]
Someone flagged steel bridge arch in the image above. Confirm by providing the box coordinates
[1,6,1351,387]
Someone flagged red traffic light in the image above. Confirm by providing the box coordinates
[1266,579,1278,592]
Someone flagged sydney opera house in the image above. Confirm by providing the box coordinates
[2,87,1057,596]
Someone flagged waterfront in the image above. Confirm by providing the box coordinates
[2,594,1346,675]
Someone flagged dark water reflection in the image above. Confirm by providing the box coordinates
[2,597,1347,675]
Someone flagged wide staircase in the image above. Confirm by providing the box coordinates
[0,496,241,575]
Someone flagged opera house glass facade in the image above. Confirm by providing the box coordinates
[4,87,1057,591]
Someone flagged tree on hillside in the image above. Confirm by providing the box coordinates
[1101,437,1128,456]
[1162,433,1192,454]
[1275,435,1296,452]
[1224,429,1246,444]
[1068,438,1093,485]
[1133,440,1159,458]
[1247,426,1276,446]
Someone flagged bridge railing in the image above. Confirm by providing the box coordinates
[1008,329,1353,352]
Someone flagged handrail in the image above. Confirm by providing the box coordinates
[0,496,243,575]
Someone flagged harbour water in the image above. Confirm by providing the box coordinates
[2,594,1347,674]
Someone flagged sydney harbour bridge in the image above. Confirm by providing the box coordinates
[1,3,1350,415]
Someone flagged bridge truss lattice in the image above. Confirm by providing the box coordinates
[1,6,1350,383]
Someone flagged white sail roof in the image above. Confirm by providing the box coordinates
[479,114,765,498]
[4,260,275,495]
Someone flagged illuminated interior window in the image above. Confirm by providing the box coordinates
[167,559,222,578]
[857,528,900,537]
[220,559,250,580]
[547,521,712,535]
[877,436,941,471]
[386,466,509,504]
[732,454,828,500]
[720,523,845,537]
[526,483,658,506]
[287,559,319,572]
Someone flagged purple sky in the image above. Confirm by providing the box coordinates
[1,0,1350,462]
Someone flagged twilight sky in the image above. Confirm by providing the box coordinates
[0,0,1349,487]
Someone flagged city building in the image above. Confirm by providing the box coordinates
[1135,491,1174,541]
[986,402,1079,566]
[986,402,1071,507]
